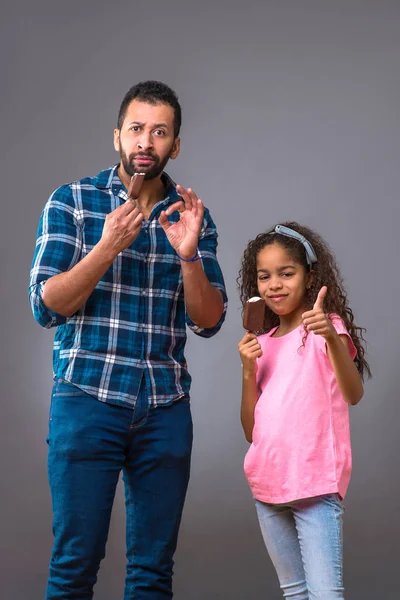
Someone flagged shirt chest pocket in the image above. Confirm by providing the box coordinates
[151,257,182,291]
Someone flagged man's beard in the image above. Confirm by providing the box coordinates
[120,146,173,181]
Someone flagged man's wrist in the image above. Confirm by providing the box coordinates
[177,249,201,262]
[95,239,118,264]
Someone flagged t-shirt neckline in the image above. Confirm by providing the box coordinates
[269,323,303,339]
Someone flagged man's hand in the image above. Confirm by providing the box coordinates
[42,200,144,317]
[302,286,336,341]
[238,332,263,375]
[100,201,144,258]
[158,185,204,260]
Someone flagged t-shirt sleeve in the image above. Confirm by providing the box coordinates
[314,314,357,360]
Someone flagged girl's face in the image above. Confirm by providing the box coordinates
[256,242,312,319]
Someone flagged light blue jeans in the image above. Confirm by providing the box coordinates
[255,494,345,600]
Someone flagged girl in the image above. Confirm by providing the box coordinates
[238,222,370,600]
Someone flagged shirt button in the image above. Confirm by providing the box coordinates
[142,289,147,296]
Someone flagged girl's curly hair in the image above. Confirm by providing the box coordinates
[238,221,371,380]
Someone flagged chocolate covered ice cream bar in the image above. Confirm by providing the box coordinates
[243,297,265,331]
[127,173,145,201]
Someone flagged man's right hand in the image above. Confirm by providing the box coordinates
[99,201,144,258]
[42,202,144,317]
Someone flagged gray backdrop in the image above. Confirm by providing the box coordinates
[1,0,399,598]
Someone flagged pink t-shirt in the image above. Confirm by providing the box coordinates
[244,315,357,504]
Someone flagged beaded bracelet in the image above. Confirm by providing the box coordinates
[176,250,202,263]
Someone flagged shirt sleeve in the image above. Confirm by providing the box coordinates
[185,208,228,338]
[315,314,357,360]
[28,185,83,329]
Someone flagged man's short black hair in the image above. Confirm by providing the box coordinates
[117,80,182,138]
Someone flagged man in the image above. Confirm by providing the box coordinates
[29,80,227,599]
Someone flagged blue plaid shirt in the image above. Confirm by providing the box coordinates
[29,165,227,408]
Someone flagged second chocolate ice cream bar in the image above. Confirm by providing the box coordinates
[243,297,265,331]
[127,173,145,201]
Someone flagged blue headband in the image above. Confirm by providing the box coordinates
[272,225,318,267]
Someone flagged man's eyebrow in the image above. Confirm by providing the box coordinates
[127,121,169,128]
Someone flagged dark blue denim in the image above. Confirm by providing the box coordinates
[46,378,193,599]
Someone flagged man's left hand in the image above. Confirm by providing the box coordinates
[158,185,204,260]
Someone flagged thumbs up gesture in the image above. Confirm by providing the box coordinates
[302,286,335,340]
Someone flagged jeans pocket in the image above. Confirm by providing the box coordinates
[177,394,190,404]
[322,493,345,513]
[53,379,84,397]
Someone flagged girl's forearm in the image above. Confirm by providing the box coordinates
[326,333,364,406]
[241,371,259,442]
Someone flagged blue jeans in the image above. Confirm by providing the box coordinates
[46,378,193,599]
[255,494,345,600]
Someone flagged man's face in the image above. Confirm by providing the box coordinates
[114,99,180,181]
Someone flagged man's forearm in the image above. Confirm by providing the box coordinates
[42,240,116,317]
[180,260,224,328]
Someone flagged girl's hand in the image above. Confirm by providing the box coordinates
[302,286,336,341]
[238,332,263,375]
